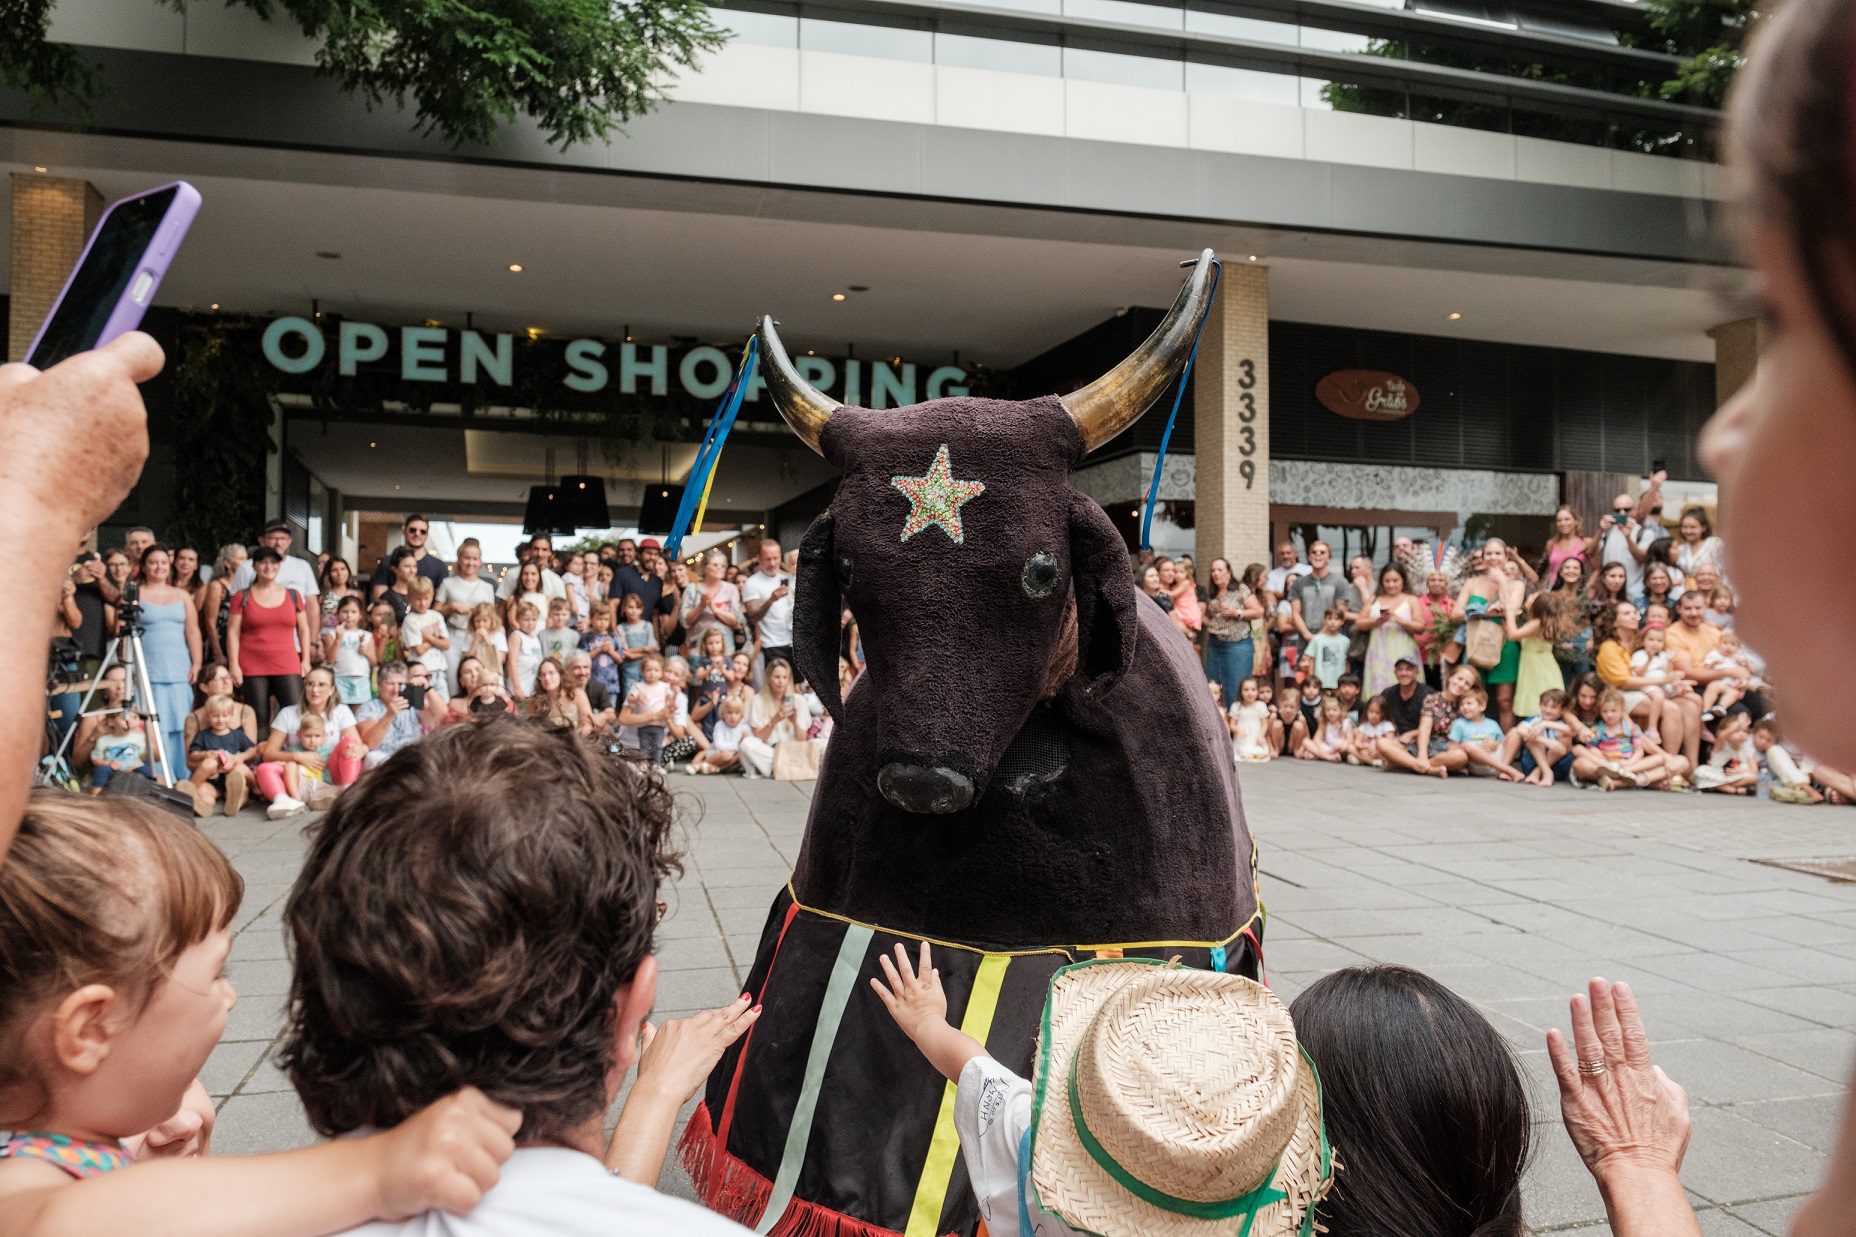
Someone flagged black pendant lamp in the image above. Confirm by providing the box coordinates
[558,439,611,531]
[636,446,682,534]
[522,483,568,536]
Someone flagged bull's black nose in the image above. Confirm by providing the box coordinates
[877,763,974,814]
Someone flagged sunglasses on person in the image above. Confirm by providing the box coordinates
[407,526,429,537]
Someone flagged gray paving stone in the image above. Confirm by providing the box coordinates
[1648,1039,1837,1105]
[1737,1027,1856,1081]
[1724,1195,1809,1235]
[1680,1107,1827,1205]
[199,1037,269,1098]
[215,1089,321,1156]
[1730,1095,1847,1153]
[227,956,294,997]
[221,993,286,1044]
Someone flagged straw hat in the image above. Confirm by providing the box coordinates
[1027,959,1333,1237]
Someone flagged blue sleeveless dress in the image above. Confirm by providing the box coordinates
[138,599,194,782]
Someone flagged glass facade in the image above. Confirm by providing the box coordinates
[714,1,1714,157]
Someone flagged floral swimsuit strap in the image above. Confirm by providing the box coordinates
[0,1131,131,1178]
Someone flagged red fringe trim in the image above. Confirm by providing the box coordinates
[681,1102,931,1237]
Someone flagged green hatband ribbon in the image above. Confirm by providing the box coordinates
[1064,1049,1288,1231]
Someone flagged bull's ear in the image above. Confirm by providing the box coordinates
[1067,493,1139,692]
[793,511,843,717]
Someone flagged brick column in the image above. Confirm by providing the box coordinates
[1707,318,1762,407]
[1193,262,1270,571]
[8,174,104,362]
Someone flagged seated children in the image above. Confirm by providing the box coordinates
[1752,717,1822,803]
[283,712,341,811]
[1700,628,1760,718]
[87,709,146,793]
[1704,585,1735,629]
[1571,688,1673,790]
[276,717,757,1234]
[1299,691,1352,764]
[469,668,513,716]
[1350,695,1393,766]
[1335,673,1363,722]
[0,791,522,1234]
[369,601,402,669]
[185,693,258,817]
[691,695,750,775]
[1626,623,1677,744]
[1695,709,1759,795]
[869,942,1331,1237]
[1271,688,1308,759]
[1447,686,1521,780]
[1296,670,1323,739]
[1228,677,1273,763]
[1501,688,1585,787]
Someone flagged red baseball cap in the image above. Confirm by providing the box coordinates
[639,537,662,550]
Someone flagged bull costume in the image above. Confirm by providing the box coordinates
[682,251,1264,1237]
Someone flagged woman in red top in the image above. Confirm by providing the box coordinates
[227,545,315,727]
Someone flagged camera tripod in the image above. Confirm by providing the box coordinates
[41,619,176,790]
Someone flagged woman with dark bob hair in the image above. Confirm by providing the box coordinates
[1292,965,1531,1236]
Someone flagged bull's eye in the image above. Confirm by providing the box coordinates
[1021,551,1060,598]
[835,553,854,589]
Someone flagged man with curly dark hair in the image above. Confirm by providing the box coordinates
[278,716,752,1234]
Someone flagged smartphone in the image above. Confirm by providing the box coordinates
[403,683,429,710]
[25,181,201,369]
[1649,457,1665,477]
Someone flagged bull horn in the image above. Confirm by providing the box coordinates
[1061,249,1218,454]
[758,315,840,456]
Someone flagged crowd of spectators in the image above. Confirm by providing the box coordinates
[1173,473,1848,803]
[47,514,838,820]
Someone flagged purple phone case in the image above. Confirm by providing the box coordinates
[24,180,201,363]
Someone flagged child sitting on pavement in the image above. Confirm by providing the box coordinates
[1298,692,1352,764]
[1695,709,1760,794]
[1501,688,1586,787]
[1572,688,1673,790]
[186,693,259,817]
[0,791,522,1235]
[690,695,749,775]
[1447,685,1522,780]
[870,942,1331,1237]
[1349,695,1392,766]
[1751,717,1822,803]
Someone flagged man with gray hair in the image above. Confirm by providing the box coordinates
[355,662,444,768]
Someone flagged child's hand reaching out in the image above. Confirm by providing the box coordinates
[871,942,947,1043]
[871,942,986,1083]
[371,1086,522,1219]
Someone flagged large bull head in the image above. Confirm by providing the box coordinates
[768,250,1217,814]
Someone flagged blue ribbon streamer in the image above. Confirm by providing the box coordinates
[1140,260,1223,553]
[665,335,759,559]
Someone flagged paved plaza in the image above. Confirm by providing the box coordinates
[201,762,1856,1234]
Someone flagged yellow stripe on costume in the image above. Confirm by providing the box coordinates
[904,953,1011,1237]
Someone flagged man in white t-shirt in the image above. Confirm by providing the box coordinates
[740,538,795,671]
[496,533,567,602]
[282,718,752,1237]
[229,520,321,597]
[1263,541,1312,603]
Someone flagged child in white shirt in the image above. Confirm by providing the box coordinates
[690,696,749,774]
[1350,695,1393,766]
[1226,677,1272,763]
[507,601,544,701]
[623,653,674,762]
[1698,710,1759,794]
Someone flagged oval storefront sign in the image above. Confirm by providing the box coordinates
[1315,370,1419,421]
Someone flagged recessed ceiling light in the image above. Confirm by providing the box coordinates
[508,263,524,273]
[1247,254,1259,262]
[369,441,378,448]
[315,251,341,260]
[1447,311,1462,320]
[831,293,846,302]
[526,326,544,339]
[32,165,47,174]
[209,303,220,310]
[806,349,815,356]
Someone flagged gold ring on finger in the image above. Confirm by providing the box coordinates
[1577,1057,1607,1077]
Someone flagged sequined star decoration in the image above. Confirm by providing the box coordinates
[890,444,986,544]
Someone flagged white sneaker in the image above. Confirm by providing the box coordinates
[267,794,307,820]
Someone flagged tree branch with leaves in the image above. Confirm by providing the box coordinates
[2,0,727,148]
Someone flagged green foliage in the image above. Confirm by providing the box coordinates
[4,0,727,148]
[166,322,273,556]
[0,0,99,115]
[1636,0,1755,107]
[1318,0,1754,154]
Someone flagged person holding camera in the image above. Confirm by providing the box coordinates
[355,662,445,770]
[742,538,796,672]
